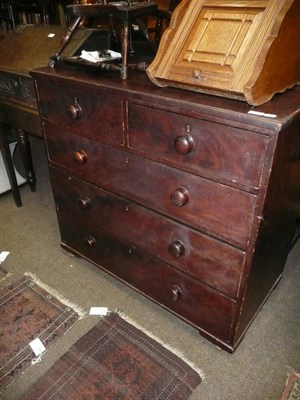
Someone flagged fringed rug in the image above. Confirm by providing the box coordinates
[280,371,300,400]
[0,274,85,392]
[22,312,203,399]
[0,266,7,280]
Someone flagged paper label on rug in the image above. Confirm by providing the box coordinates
[29,338,46,357]
[89,307,109,316]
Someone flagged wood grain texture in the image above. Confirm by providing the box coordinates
[32,66,300,352]
[147,0,299,105]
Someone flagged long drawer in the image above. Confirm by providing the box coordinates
[57,212,236,345]
[128,104,268,192]
[37,82,125,144]
[50,167,246,299]
[45,121,256,249]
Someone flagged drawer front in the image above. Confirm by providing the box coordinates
[37,82,124,144]
[57,213,236,344]
[45,122,256,248]
[50,167,245,299]
[0,72,36,107]
[128,104,267,191]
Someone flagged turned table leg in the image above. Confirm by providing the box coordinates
[120,20,129,80]
[0,124,22,207]
[15,128,36,192]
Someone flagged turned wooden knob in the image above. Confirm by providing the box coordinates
[78,196,91,209]
[68,101,82,119]
[85,235,96,248]
[170,285,182,301]
[192,69,201,79]
[174,134,195,155]
[168,240,185,258]
[170,187,190,207]
[73,149,87,165]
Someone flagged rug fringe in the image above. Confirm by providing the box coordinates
[284,366,300,379]
[24,272,87,318]
[115,308,205,380]
[285,366,300,374]
[0,271,13,280]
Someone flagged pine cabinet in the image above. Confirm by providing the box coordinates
[147,0,300,105]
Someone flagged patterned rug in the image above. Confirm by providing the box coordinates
[0,274,84,392]
[22,312,202,399]
[280,371,300,400]
[0,266,7,280]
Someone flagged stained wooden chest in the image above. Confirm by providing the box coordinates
[31,65,300,352]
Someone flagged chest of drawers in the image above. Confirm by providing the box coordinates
[31,66,300,352]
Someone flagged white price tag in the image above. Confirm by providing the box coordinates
[248,110,277,118]
[29,338,46,356]
[89,307,109,316]
[0,251,9,264]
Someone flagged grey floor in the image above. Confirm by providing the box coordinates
[0,136,299,400]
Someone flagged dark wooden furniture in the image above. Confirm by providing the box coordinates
[153,0,181,45]
[0,1,16,36]
[0,124,24,206]
[0,24,109,205]
[31,65,300,352]
[0,0,68,32]
[58,2,157,79]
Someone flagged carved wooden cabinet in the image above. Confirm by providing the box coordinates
[31,66,300,352]
[147,0,300,106]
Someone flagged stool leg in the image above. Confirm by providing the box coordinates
[0,124,22,207]
[121,20,129,80]
[135,17,157,53]
[15,128,36,192]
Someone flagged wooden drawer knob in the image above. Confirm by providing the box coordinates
[170,285,182,302]
[73,149,87,165]
[78,196,91,209]
[170,187,190,207]
[192,69,201,79]
[168,240,185,258]
[174,134,195,155]
[68,100,82,119]
[85,235,96,248]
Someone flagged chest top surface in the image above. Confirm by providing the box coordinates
[31,65,300,133]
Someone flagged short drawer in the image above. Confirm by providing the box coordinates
[45,122,256,249]
[57,213,236,345]
[0,71,36,108]
[50,167,246,299]
[37,81,124,144]
[128,104,268,191]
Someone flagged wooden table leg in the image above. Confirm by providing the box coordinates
[15,128,36,192]
[135,17,157,53]
[121,20,129,80]
[50,16,82,65]
[0,124,22,207]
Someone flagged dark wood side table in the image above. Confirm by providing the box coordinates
[0,73,39,206]
[0,124,25,207]
[0,24,106,206]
